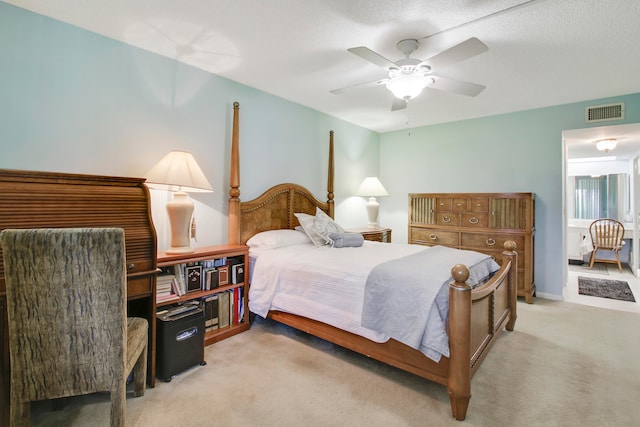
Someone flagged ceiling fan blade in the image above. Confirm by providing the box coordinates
[348,46,397,69]
[421,37,488,70]
[330,78,388,95]
[391,98,407,111]
[430,75,486,97]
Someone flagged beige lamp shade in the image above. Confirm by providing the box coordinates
[355,177,388,228]
[145,150,213,192]
[145,151,212,254]
[356,177,389,197]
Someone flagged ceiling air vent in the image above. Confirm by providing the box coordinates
[585,103,624,123]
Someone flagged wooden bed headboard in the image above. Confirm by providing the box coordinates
[227,102,335,244]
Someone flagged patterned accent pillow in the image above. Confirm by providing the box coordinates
[312,207,344,245]
[294,212,326,246]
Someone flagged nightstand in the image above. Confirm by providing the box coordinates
[346,227,392,243]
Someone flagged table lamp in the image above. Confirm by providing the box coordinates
[145,150,213,254]
[356,177,388,228]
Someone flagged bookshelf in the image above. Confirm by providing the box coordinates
[156,244,250,346]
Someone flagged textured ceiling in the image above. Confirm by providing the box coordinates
[5,0,640,154]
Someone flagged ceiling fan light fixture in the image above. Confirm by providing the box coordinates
[594,138,617,152]
[386,74,434,100]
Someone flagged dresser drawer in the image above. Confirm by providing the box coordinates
[470,198,489,212]
[126,275,153,299]
[435,212,460,226]
[483,248,525,269]
[452,198,468,211]
[411,228,459,246]
[460,212,489,228]
[460,232,525,253]
[435,198,452,211]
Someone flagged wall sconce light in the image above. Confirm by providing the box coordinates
[145,150,213,254]
[355,177,389,228]
[595,138,617,152]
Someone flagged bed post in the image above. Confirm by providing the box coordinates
[228,101,240,244]
[327,130,334,218]
[447,264,472,421]
[504,241,518,331]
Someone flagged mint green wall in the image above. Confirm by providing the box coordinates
[380,93,640,298]
[0,3,379,249]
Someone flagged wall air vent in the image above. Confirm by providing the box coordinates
[585,103,624,123]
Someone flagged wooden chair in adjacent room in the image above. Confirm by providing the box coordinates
[0,227,148,427]
[588,218,626,272]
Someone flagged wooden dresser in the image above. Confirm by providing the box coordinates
[0,169,158,425]
[408,192,535,303]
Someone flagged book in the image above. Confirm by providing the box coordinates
[203,294,219,331]
[233,287,240,324]
[204,268,219,290]
[237,286,244,322]
[231,263,244,284]
[173,264,186,296]
[185,264,202,293]
[218,291,230,328]
[156,293,179,303]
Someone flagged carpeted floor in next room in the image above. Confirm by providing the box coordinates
[31,299,640,427]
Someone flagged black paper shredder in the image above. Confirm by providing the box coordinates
[156,303,206,382]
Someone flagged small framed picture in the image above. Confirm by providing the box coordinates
[185,265,203,293]
[217,265,229,286]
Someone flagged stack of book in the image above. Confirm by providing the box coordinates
[202,287,244,330]
[156,273,179,303]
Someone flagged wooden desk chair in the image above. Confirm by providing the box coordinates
[0,228,148,426]
[588,218,625,272]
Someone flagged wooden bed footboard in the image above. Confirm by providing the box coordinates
[226,102,518,421]
[448,240,517,420]
[267,241,517,421]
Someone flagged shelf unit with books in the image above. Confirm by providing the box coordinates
[156,244,250,346]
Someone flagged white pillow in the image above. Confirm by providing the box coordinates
[312,207,344,244]
[294,212,326,246]
[246,229,311,249]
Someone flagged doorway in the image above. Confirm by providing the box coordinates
[563,123,640,313]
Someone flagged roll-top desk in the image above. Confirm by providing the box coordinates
[0,169,158,425]
[408,192,535,303]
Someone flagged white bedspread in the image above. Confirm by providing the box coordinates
[248,241,498,362]
[249,241,424,343]
[362,246,499,362]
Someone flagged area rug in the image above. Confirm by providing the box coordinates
[578,276,636,302]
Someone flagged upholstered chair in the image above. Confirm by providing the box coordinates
[589,218,625,272]
[0,228,148,426]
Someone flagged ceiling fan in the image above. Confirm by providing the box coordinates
[330,37,489,111]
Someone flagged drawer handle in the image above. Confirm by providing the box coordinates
[486,238,496,246]
[476,203,482,207]
[468,217,479,224]
[128,263,135,270]
[439,202,445,206]
[456,202,463,206]
[429,233,437,240]
[442,216,451,223]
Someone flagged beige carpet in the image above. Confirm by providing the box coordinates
[31,299,640,426]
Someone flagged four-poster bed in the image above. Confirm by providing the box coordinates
[226,102,518,420]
